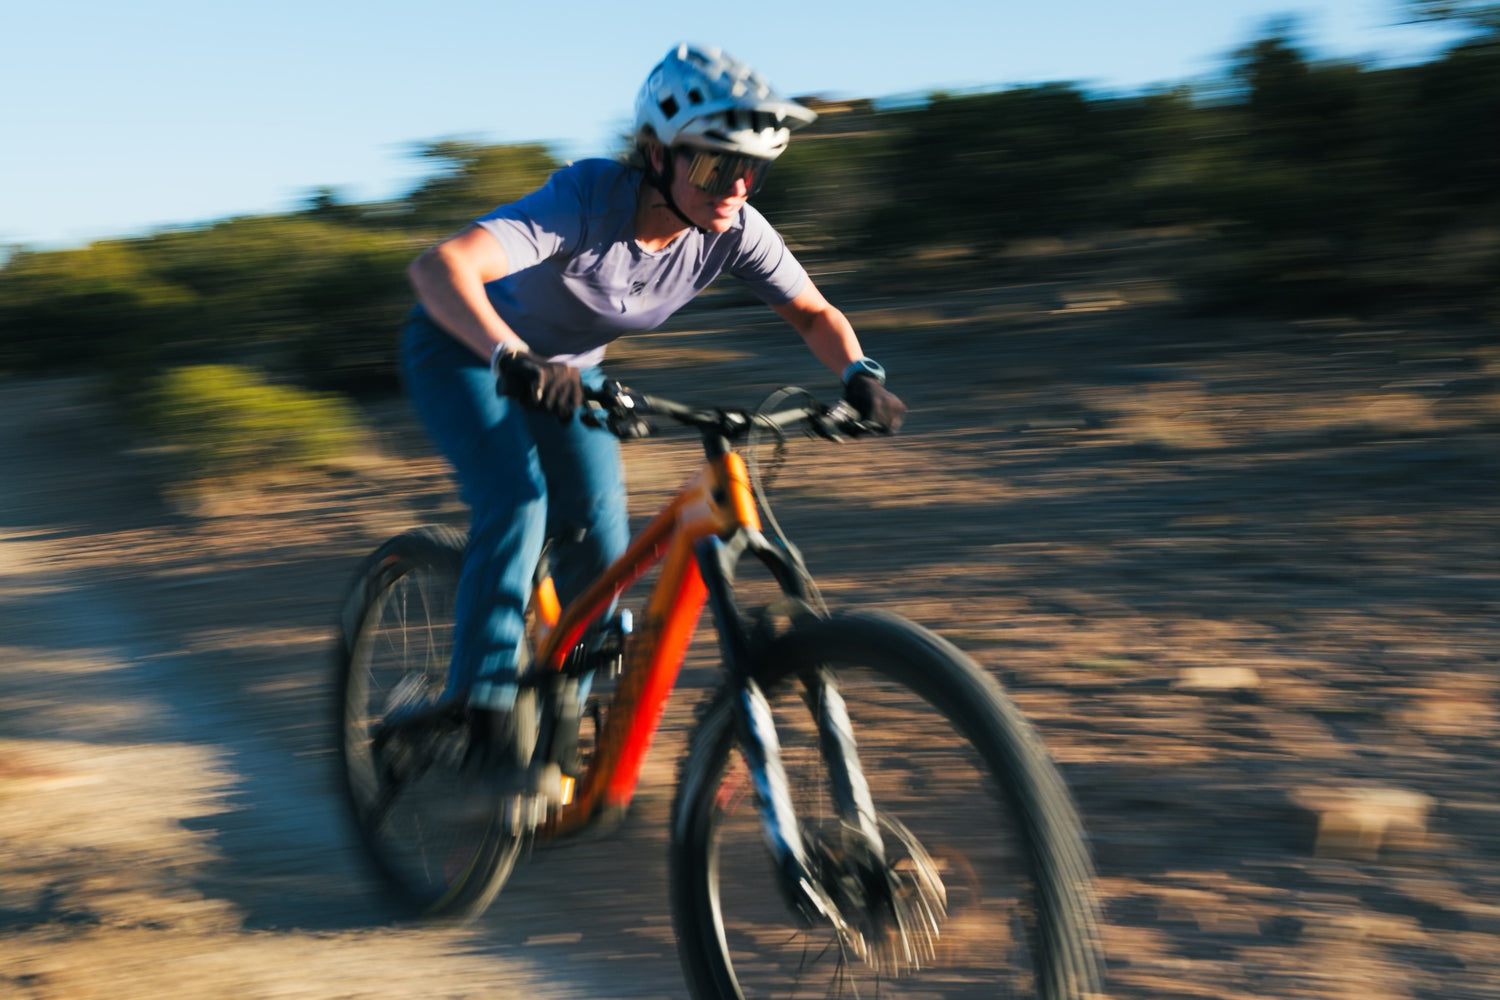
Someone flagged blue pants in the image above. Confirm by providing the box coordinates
[400,313,630,707]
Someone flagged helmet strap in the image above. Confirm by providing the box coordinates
[642,147,705,234]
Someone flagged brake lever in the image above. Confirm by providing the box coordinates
[807,400,857,442]
[579,380,651,438]
[811,400,889,440]
[610,413,653,438]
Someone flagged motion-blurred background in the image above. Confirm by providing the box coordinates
[0,3,1495,999]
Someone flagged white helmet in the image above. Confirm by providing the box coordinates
[634,43,816,161]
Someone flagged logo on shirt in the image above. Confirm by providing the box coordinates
[629,280,648,296]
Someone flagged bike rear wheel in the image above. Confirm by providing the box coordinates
[671,610,1104,1000]
[335,526,521,921]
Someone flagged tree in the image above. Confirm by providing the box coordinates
[403,141,561,229]
[1404,0,1500,33]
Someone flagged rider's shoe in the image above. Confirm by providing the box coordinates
[383,695,465,732]
[463,706,566,805]
[373,696,467,780]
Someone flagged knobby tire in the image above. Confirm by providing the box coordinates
[335,526,521,922]
[670,609,1104,1000]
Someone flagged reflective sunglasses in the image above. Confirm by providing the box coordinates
[676,147,772,199]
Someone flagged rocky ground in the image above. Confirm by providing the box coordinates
[1,268,1496,999]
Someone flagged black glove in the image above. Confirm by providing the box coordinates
[496,350,585,421]
[843,372,907,433]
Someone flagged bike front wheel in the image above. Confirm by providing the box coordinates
[335,526,521,922]
[671,610,1104,1000]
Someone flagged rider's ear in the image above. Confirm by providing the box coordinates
[645,140,666,173]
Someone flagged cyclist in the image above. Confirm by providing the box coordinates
[400,42,907,784]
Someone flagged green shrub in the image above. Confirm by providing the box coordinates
[142,364,367,483]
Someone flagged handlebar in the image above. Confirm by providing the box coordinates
[579,381,882,444]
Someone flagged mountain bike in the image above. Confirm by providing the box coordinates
[335,381,1105,999]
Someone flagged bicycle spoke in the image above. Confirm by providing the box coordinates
[717,698,1030,996]
[338,527,524,920]
[673,613,1102,999]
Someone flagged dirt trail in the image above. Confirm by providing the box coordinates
[1,287,1498,999]
[0,380,690,999]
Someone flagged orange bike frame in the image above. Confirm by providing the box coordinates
[529,450,763,839]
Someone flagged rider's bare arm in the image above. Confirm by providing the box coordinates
[770,280,865,378]
[407,225,529,363]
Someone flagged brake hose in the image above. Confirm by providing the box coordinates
[746,387,829,614]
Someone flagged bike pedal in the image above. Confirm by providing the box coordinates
[530,762,566,804]
[502,791,550,835]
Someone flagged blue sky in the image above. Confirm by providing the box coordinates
[1,0,1467,250]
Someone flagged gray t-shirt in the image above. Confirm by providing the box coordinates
[469,158,808,367]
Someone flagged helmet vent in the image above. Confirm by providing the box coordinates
[634,44,815,159]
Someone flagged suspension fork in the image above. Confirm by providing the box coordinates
[802,666,886,866]
[695,533,886,917]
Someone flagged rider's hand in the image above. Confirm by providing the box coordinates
[842,372,907,434]
[496,349,585,422]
